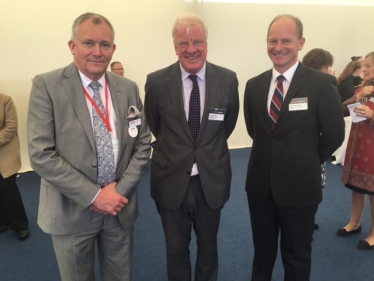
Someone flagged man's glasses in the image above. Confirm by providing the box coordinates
[113,68,124,71]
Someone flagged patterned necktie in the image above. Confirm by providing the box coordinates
[88,81,115,187]
[188,75,201,142]
[269,75,286,130]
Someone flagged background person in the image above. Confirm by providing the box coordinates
[351,55,364,86]
[28,12,151,280]
[110,61,124,76]
[337,61,363,102]
[0,93,29,241]
[301,48,334,75]
[337,52,374,250]
[144,13,239,281]
[244,14,344,280]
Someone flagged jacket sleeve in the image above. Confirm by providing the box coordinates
[224,73,240,139]
[0,96,18,147]
[318,75,345,163]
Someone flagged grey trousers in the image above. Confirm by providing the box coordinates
[51,212,134,281]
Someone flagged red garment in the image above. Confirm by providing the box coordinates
[342,91,374,193]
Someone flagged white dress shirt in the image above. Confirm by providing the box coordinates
[267,61,299,112]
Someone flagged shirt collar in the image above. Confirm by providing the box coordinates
[78,71,106,89]
[272,61,299,83]
[180,62,206,82]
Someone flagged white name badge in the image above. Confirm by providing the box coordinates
[128,127,138,138]
[208,108,225,121]
[289,97,308,111]
[129,119,141,128]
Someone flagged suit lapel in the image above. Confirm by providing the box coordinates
[107,73,124,146]
[197,62,217,142]
[62,63,96,151]
[168,62,194,142]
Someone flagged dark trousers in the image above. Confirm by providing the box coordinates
[247,193,317,281]
[0,173,28,231]
[157,175,222,281]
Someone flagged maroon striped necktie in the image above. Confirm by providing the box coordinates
[269,75,285,130]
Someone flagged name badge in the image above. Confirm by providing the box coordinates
[129,118,141,128]
[369,97,374,103]
[128,127,138,138]
[289,97,308,111]
[208,108,225,121]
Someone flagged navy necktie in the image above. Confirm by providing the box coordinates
[188,75,200,142]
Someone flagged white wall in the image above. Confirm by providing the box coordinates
[0,0,372,171]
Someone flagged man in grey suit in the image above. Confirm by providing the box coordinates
[144,13,239,281]
[28,12,151,281]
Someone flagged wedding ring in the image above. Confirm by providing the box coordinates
[362,110,365,114]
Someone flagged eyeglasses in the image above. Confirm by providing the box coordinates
[112,68,124,71]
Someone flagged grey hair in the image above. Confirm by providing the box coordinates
[71,12,115,41]
[172,12,208,42]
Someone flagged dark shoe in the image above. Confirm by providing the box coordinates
[357,239,374,250]
[18,230,29,241]
[314,223,319,230]
[0,226,8,233]
[336,226,362,236]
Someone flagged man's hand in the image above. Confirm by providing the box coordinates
[90,182,128,216]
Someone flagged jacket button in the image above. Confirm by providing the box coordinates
[187,171,191,175]
[92,164,97,168]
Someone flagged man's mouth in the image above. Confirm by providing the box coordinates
[273,53,287,57]
[186,56,198,60]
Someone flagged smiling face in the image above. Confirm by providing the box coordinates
[174,22,207,74]
[362,55,374,82]
[267,17,305,74]
[68,18,116,80]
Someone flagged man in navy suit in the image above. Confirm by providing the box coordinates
[244,14,344,281]
[145,13,239,281]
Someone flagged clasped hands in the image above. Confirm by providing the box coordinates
[90,182,128,216]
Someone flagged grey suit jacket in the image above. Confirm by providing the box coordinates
[144,61,239,209]
[28,63,151,235]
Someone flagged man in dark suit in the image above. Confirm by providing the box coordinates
[144,13,239,281]
[28,13,151,281]
[243,14,344,281]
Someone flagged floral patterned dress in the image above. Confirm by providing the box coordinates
[341,90,374,195]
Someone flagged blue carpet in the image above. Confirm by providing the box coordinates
[1,148,372,280]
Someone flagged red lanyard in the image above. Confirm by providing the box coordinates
[83,80,112,132]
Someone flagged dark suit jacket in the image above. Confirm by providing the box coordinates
[28,63,151,235]
[144,61,239,210]
[244,63,344,208]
